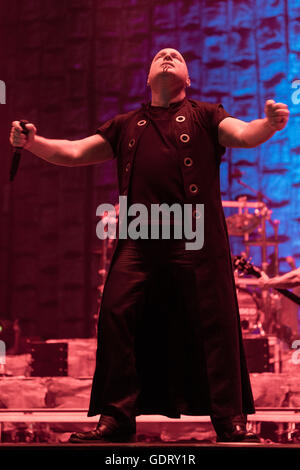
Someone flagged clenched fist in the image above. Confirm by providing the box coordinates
[257,270,270,290]
[264,100,289,131]
[9,121,37,149]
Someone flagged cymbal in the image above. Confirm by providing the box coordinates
[234,193,258,201]
[226,213,261,236]
[244,235,290,246]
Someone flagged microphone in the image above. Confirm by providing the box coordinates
[10,120,29,182]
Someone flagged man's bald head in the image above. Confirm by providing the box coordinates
[147,48,191,92]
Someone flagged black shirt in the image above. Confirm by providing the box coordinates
[129,99,186,211]
[128,99,188,229]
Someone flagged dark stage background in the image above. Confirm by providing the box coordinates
[0,0,299,339]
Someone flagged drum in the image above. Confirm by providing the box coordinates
[236,287,260,333]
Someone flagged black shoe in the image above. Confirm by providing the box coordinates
[69,414,136,443]
[216,424,261,443]
[212,415,261,443]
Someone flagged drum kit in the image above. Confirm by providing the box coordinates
[224,196,286,273]
[224,193,293,339]
[92,206,119,336]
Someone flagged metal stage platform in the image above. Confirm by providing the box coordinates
[1,407,300,444]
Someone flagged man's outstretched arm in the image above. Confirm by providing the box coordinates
[218,100,290,148]
[10,121,114,167]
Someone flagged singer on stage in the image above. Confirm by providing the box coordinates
[10,48,289,443]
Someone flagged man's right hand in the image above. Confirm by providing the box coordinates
[10,121,37,149]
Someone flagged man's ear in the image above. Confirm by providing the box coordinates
[186,76,191,88]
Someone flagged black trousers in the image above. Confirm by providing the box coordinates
[88,237,254,421]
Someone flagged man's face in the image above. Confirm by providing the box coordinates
[147,48,191,90]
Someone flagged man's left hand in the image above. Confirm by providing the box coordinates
[265,99,290,131]
[257,270,270,290]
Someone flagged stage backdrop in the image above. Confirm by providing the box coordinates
[0,0,300,338]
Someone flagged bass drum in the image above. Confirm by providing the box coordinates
[236,287,260,334]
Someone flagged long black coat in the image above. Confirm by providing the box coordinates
[88,98,255,418]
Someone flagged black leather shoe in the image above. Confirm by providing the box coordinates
[216,424,261,443]
[212,415,261,443]
[69,414,136,443]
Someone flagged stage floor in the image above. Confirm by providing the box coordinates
[1,408,300,445]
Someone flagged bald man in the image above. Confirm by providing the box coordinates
[10,48,289,443]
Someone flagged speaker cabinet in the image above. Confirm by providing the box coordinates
[29,341,68,377]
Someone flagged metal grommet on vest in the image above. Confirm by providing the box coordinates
[189,183,198,195]
[184,157,193,167]
[176,115,186,122]
[192,209,201,219]
[125,162,130,172]
[180,133,190,143]
[128,138,135,148]
[137,120,147,126]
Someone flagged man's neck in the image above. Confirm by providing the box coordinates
[150,88,186,108]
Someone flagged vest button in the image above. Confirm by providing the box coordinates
[176,115,186,122]
[180,133,190,143]
[125,162,130,172]
[137,120,147,126]
[128,138,135,148]
[184,157,193,167]
[193,209,201,219]
[189,184,199,194]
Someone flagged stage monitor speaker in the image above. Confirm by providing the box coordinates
[243,337,269,373]
[29,341,68,377]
